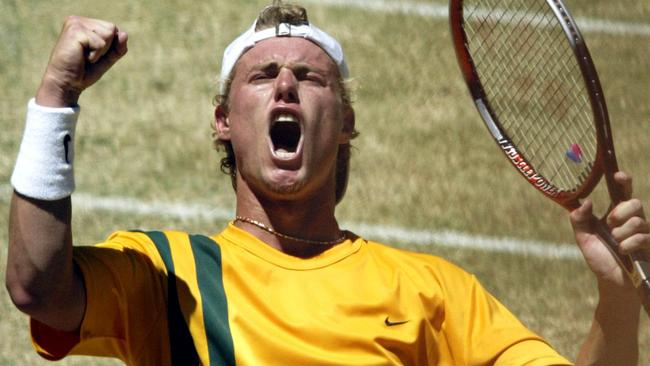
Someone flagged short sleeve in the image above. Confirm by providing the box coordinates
[430,259,573,365]
[30,231,171,364]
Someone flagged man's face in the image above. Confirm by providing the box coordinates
[218,37,354,202]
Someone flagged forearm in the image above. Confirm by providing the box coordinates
[6,193,85,331]
[576,285,640,366]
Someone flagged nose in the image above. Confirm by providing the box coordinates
[274,68,299,103]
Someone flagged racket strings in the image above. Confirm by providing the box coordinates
[466,0,595,180]
[469,1,596,186]
[463,0,597,191]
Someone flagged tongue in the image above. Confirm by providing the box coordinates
[271,122,300,153]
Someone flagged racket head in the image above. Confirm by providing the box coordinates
[449,0,619,210]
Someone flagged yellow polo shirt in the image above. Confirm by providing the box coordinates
[31,224,572,365]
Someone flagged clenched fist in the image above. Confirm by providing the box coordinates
[36,16,128,107]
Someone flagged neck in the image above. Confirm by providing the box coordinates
[233,178,342,257]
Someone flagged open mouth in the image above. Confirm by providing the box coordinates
[270,113,302,158]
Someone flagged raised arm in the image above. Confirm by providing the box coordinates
[5,16,128,332]
[571,172,649,366]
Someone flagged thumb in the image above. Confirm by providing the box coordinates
[570,199,595,241]
[84,30,128,86]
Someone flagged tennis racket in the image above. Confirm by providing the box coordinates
[449,0,650,316]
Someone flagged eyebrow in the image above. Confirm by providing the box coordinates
[250,60,326,74]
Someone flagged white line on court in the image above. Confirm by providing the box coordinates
[1,185,580,260]
[302,0,650,37]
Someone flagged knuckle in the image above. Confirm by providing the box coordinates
[631,215,646,227]
[607,210,621,227]
[610,199,645,226]
[64,15,78,23]
[640,219,650,233]
[632,233,648,249]
[641,232,650,244]
[64,15,82,28]
[620,233,642,252]
[629,198,644,214]
[63,16,87,34]
[630,232,650,252]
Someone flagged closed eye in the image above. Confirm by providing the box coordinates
[249,63,280,83]
[303,73,325,85]
[247,63,327,86]
[250,72,277,83]
[294,67,325,85]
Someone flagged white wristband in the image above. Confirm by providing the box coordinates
[11,98,80,200]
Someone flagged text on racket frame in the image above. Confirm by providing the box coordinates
[498,138,560,197]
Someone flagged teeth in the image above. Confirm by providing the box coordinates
[270,112,301,159]
[274,113,298,123]
[275,149,295,158]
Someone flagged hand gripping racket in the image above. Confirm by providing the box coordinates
[449,0,650,316]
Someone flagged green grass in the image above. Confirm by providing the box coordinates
[1,0,649,364]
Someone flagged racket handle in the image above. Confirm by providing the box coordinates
[632,257,650,318]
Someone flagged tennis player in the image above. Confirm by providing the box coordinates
[7,2,648,365]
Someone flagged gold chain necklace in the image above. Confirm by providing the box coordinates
[234,216,347,246]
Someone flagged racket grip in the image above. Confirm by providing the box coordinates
[632,257,650,317]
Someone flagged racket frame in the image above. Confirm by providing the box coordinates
[449,0,650,313]
[449,0,608,210]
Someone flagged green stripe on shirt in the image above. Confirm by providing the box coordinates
[189,234,236,366]
[143,231,200,365]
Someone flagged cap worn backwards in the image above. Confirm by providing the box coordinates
[219,20,349,94]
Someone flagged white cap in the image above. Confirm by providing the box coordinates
[219,20,349,94]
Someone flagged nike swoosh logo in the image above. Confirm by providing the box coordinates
[384,317,410,326]
[63,134,71,164]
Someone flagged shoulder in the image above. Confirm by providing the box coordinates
[360,238,478,288]
[74,230,200,273]
[362,239,467,270]
[96,229,203,252]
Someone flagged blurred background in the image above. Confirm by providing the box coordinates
[1,0,648,364]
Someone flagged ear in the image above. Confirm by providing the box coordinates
[214,104,231,140]
[338,106,356,144]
